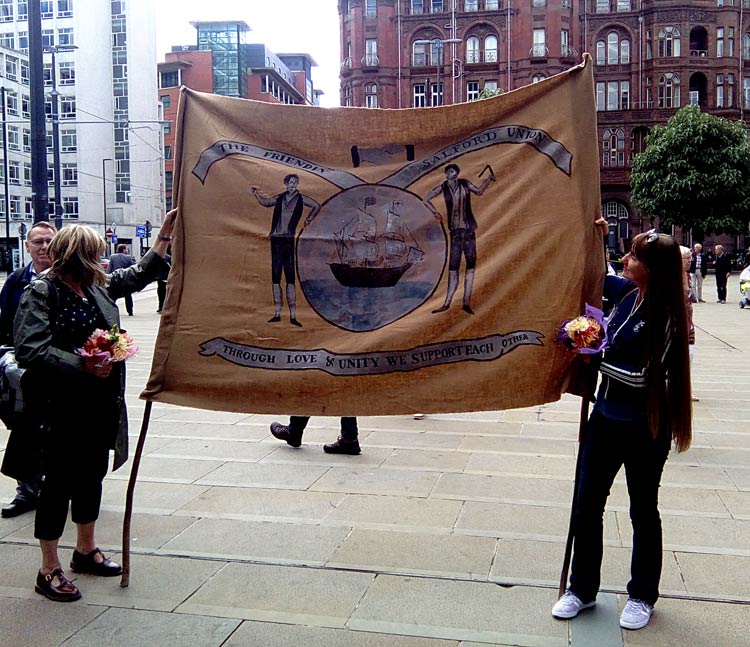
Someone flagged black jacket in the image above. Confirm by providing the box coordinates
[689,252,708,277]
[0,263,34,345]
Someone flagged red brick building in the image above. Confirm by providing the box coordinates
[157,21,318,211]
[339,0,749,252]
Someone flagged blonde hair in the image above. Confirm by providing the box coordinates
[680,246,691,292]
[47,225,107,286]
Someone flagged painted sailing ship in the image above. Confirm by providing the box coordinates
[330,198,424,288]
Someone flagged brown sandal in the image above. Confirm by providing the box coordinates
[35,568,81,602]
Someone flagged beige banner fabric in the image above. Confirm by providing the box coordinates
[143,56,603,416]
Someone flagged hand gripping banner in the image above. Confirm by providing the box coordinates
[142,56,603,416]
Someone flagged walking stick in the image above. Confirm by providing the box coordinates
[558,396,590,597]
[120,400,153,588]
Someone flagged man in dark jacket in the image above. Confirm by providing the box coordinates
[0,221,56,518]
[107,244,137,315]
[689,243,708,302]
[714,245,732,303]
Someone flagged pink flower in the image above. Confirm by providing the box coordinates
[77,325,138,363]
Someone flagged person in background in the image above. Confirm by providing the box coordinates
[738,256,750,309]
[0,222,57,519]
[269,417,361,455]
[107,244,137,316]
[680,246,698,402]
[689,243,707,303]
[13,212,175,603]
[714,245,731,304]
[552,229,692,631]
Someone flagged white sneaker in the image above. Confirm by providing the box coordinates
[620,599,653,630]
[551,591,596,619]
[413,413,425,420]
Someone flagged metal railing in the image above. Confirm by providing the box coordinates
[340,58,352,70]
[530,45,549,57]
[362,54,380,67]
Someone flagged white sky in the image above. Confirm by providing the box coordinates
[154,0,341,107]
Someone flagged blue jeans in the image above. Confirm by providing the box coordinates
[289,416,358,441]
[569,410,670,606]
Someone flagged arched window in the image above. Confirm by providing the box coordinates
[658,27,681,57]
[466,36,480,63]
[485,35,498,62]
[365,82,378,108]
[603,200,630,247]
[532,74,545,83]
[596,39,606,64]
[607,32,618,64]
[658,73,680,108]
[620,38,630,63]
[413,41,428,66]
[602,128,625,167]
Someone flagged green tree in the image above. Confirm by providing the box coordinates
[476,86,504,100]
[630,105,750,234]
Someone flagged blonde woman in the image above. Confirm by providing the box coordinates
[13,212,175,602]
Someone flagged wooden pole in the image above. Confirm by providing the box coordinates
[120,400,153,588]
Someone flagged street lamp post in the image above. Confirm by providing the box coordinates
[414,38,462,106]
[1,87,10,270]
[102,157,113,255]
[45,45,78,231]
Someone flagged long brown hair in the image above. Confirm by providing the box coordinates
[631,232,692,452]
[47,225,107,287]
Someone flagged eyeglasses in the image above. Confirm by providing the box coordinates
[28,238,53,246]
[645,229,658,244]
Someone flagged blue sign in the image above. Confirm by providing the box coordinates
[112,233,118,245]
[136,225,147,238]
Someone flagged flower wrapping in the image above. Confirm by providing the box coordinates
[77,325,138,365]
[556,304,607,354]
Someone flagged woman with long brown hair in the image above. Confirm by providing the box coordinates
[13,212,175,602]
[552,230,692,630]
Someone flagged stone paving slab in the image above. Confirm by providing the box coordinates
[259,443,393,467]
[224,621,461,646]
[364,430,466,450]
[104,455,225,484]
[159,517,351,565]
[458,435,574,456]
[309,466,439,497]
[325,494,463,531]
[433,472,573,506]
[99,479,211,515]
[675,551,750,602]
[327,528,497,579]
[349,575,568,646]
[148,437,276,462]
[194,460,331,490]
[177,562,375,627]
[0,597,105,647]
[464,453,574,479]
[147,420,272,441]
[381,448,471,472]
[59,607,240,647]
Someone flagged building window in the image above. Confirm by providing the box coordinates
[532,0,546,7]
[365,82,378,108]
[57,0,73,17]
[60,96,76,119]
[658,27,680,57]
[431,82,443,106]
[432,0,444,11]
[0,0,12,21]
[596,40,606,65]
[161,70,179,88]
[8,160,20,185]
[485,80,498,93]
[413,83,427,107]
[561,29,570,57]
[58,28,74,47]
[160,94,171,109]
[42,29,54,48]
[365,0,376,17]
[716,74,725,107]
[602,32,630,64]
[22,163,30,186]
[364,39,378,66]
[61,129,77,152]
[21,94,29,118]
[596,0,609,12]
[18,31,28,52]
[7,126,18,150]
[602,128,626,166]
[485,35,498,62]
[486,0,499,7]
[465,0,479,10]
[0,32,13,49]
[658,73,680,108]
[617,0,630,10]
[163,121,172,135]
[413,41,428,66]
[165,171,173,193]
[9,196,21,219]
[22,128,30,152]
[728,73,735,107]
[532,29,546,57]
[59,61,75,85]
[467,80,480,100]
[6,92,17,115]
[40,0,52,18]
[24,197,32,217]
[43,63,52,86]
[61,163,77,187]
[596,80,629,110]
[466,36,480,63]
[717,27,724,57]
[412,0,424,13]
[164,145,172,160]
[62,197,79,220]
[532,74,545,83]
[17,1,27,20]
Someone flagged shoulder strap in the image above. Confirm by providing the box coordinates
[29,276,60,328]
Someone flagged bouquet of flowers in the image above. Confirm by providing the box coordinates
[77,325,138,365]
[556,304,607,354]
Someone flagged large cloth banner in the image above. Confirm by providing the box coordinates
[143,56,603,416]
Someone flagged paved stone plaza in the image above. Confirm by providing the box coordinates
[1,276,748,646]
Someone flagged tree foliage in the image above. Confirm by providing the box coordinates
[630,105,750,234]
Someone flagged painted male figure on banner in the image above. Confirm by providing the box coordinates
[423,163,496,315]
[249,174,320,326]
